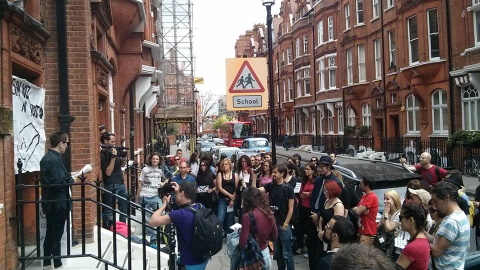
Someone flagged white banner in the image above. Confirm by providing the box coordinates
[13,76,46,174]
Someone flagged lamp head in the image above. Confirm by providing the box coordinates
[262,0,275,7]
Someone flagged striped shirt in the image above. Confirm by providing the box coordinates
[433,211,470,270]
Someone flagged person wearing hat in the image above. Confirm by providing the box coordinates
[406,188,434,233]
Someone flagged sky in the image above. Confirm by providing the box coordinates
[192,0,280,114]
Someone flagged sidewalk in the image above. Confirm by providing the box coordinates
[274,146,480,197]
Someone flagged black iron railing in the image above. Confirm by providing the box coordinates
[15,159,176,270]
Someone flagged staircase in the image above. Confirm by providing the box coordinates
[25,211,170,270]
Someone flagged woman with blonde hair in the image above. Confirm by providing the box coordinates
[379,190,402,260]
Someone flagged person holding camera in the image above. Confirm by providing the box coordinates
[137,152,167,246]
[100,132,128,225]
[149,181,209,270]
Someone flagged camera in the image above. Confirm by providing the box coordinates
[100,145,129,158]
[158,182,175,198]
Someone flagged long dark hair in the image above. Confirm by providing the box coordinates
[302,161,317,184]
[242,187,274,221]
[190,151,199,164]
[146,152,162,167]
[196,159,213,183]
[285,162,299,177]
[260,160,273,177]
[401,203,428,243]
[237,155,253,174]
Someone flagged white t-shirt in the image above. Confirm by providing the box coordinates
[190,162,199,177]
[139,166,165,197]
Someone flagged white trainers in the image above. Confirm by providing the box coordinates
[303,253,309,258]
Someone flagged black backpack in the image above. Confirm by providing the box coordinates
[373,224,395,253]
[186,204,223,260]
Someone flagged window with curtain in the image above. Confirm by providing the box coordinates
[427,9,440,59]
[432,90,448,134]
[348,107,356,126]
[406,94,420,134]
[358,45,366,82]
[408,16,419,64]
[362,104,371,127]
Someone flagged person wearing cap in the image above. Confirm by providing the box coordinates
[406,188,433,230]
[399,152,447,187]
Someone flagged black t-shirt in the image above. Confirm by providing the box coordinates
[100,149,124,185]
[263,181,295,225]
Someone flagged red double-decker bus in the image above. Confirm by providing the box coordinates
[219,121,253,147]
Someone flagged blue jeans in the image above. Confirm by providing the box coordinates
[274,224,295,270]
[102,183,128,223]
[217,197,234,234]
[185,259,208,270]
[140,196,162,242]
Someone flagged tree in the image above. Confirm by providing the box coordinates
[199,91,216,130]
[213,115,234,130]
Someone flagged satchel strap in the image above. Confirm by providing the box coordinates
[248,212,258,238]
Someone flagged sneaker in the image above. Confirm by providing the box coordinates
[304,253,309,258]
[160,246,170,253]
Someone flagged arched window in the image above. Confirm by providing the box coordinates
[462,85,480,131]
[406,95,420,134]
[347,107,356,126]
[432,90,448,134]
[362,104,371,127]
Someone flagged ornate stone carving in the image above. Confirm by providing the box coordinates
[96,67,108,89]
[10,25,42,65]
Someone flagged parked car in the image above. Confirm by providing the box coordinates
[213,147,240,164]
[239,138,271,154]
[209,145,227,156]
[212,138,224,145]
[466,251,480,270]
[334,162,422,221]
[197,141,216,155]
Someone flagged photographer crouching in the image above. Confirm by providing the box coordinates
[100,132,128,227]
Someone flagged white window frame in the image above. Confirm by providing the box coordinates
[275,58,278,74]
[327,56,336,89]
[338,106,344,133]
[462,84,480,130]
[276,83,280,103]
[283,80,287,102]
[303,34,308,54]
[347,107,356,126]
[287,47,292,64]
[387,0,395,8]
[328,16,334,41]
[358,45,366,83]
[372,0,379,19]
[432,90,448,134]
[406,94,420,134]
[327,109,334,134]
[374,39,381,79]
[318,20,324,45]
[475,10,480,47]
[408,16,419,64]
[286,118,290,135]
[296,70,303,97]
[345,4,351,30]
[304,68,311,96]
[346,48,353,85]
[282,50,286,66]
[356,0,364,25]
[388,30,396,68]
[427,9,440,60]
[288,77,293,101]
[318,58,326,91]
[362,104,371,127]
[295,37,300,58]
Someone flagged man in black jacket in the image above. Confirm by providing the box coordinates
[40,131,74,269]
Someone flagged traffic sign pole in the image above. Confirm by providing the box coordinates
[266,5,277,165]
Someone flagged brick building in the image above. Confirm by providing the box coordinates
[239,0,466,154]
[0,0,162,268]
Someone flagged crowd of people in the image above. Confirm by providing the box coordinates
[135,147,474,270]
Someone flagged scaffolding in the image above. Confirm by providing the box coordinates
[155,0,196,150]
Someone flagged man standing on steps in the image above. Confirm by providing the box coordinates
[149,182,209,270]
[40,131,74,269]
[100,132,128,226]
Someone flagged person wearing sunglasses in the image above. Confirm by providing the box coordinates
[40,131,75,269]
[395,203,430,270]
[317,215,356,269]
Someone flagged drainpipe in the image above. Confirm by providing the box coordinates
[445,0,454,135]
[312,23,318,143]
[380,0,387,145]
[56,0,75,171]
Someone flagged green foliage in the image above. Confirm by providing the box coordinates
[344,125,356,137]
[447,130,480,148]
[357,125,372,138]
[212,115,235,130]
[166,123,180,135]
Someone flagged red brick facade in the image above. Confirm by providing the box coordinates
[0,0,160,268]
[239,0,461,151]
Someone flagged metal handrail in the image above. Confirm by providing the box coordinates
[15,159,176,270]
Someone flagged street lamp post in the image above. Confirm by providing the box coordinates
[263,0,277,165]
